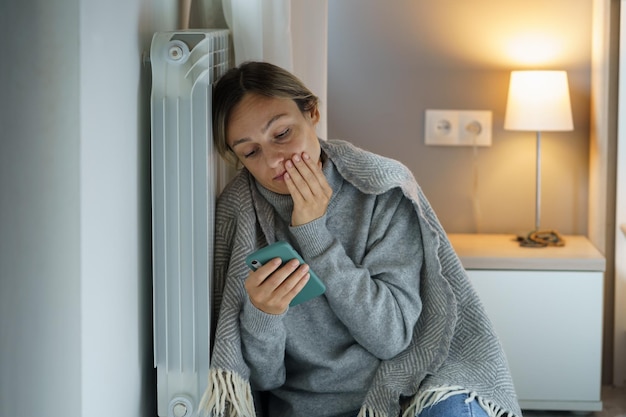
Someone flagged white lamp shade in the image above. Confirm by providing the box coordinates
[504,70,574,132]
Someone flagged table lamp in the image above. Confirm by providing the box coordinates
[504,70,573,247]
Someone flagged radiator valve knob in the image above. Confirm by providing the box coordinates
[173,403,187,417]
[168,45,184,61]
[169,396,193,417]
[166,40,189,63]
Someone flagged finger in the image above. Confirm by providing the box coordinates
[290,153,321,197]
[283,167,302,201]
[283,270,310,301]
[301,152,332,199]
[246,257,282,287]
[291,152,332,202]
[245,258,299,302]
[264,258,302,290]
[284,159,311,201]
[285,153,330,204]
[247,261,308,314]
[274,264,310,301]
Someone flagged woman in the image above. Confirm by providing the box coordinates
[200,61,521,417]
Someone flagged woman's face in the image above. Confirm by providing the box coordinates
[226,93,321,195]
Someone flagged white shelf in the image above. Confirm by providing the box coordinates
[448,233,605,271]
[447,234,605,412]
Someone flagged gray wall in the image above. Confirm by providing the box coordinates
[0,1,81,415]
[328,0,592,235]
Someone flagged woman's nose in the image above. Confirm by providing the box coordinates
[264,145,285,168]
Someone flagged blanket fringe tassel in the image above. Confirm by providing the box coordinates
[199,369,256,417]
[356,407,387,417]
[198,376,517,417]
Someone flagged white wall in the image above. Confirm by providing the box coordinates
[79,0,165,415]
[0,0,176,415]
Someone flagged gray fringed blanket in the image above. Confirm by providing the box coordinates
[200,139,522,417]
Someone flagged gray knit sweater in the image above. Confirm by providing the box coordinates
[200,139,522,417]
[243,157,423,417]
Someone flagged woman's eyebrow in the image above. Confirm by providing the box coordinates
[261,113,287,134]
[230,137,251,149]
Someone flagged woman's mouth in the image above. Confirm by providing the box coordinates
[273,171,286,181]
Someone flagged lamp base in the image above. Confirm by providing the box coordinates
[516,229,566,248]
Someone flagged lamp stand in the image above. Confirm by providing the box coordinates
[534,131,541,232]
[518,131,566,248]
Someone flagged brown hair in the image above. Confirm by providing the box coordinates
[212,61,319,166]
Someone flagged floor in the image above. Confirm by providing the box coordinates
[523,386,626,417]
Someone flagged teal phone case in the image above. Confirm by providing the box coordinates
[245,241,326,306]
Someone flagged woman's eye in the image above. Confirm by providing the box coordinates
[275,128,290,139]
[243,148,258,158]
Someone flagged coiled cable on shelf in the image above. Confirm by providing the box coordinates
[516,229,566,247]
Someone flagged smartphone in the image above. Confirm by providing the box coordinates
[245,241,326,306]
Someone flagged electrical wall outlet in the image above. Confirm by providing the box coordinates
[425,110,492,146]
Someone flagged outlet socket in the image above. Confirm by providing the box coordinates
[425,110,492,146]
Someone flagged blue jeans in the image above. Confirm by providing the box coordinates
[416,393,489,417]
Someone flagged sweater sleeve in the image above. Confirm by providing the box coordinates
[290,189,423,360]
[239,297,288,390]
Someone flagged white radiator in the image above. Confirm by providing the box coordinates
[150,29,229,417]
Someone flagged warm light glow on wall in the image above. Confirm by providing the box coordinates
[400,1,589,68]
[504,34,566,66]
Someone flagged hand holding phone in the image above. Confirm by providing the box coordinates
[245,241,326,307]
